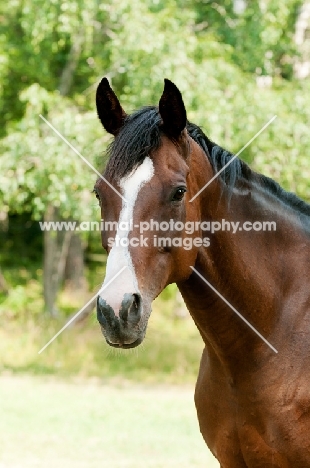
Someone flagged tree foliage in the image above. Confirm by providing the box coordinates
[1,0,310,315]
[1,0,309,210]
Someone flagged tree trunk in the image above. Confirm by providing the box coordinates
[65,237,98,326]
[58,35,83,96]
[42,31,84,315]
[64,233,87,295]
[43,205,72,316]
[0,267,8,294]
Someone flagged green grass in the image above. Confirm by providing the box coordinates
[0,271,205,384]
[0,308,203,383]
[0,374,220,468]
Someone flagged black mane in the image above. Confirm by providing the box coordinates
[104,106,310,220]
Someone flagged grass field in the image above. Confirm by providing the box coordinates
[0,284,206,384]
[0,374,219,468]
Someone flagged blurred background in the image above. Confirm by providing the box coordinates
[1,0,310,467]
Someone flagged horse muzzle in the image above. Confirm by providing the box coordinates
[96,293,145,348]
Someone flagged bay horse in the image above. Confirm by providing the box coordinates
[94,77,310,467]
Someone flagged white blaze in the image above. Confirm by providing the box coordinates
[99,157,154,313]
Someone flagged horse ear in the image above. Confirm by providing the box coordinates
[159,79,187,139]
[96,77,127,136]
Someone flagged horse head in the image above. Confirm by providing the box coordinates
[94,78,213,348]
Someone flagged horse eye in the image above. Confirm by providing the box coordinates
[172,187,187,202]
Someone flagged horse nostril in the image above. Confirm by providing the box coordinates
[133,294,139,309]
[129,293,142,325]
[97,296,116,327]
[119,293,142,325]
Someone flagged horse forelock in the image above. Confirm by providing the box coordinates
[104,106,162,181]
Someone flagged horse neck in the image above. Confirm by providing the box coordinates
[179,153,310,373]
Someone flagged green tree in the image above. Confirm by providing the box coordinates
[1,0,310,319]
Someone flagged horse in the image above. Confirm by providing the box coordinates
[94,77,310,467]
